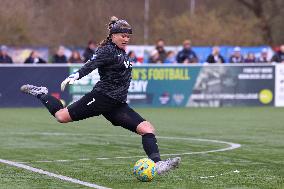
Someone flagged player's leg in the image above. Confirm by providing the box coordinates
[136,121,181,174]
[103,105,161,160]
[20,84,99,123]
[20,84,71,122]
[102,104,181,174]
[136,121,161,163]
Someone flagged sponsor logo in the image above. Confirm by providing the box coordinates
[124,60,132,68]
[87,98,96,106]
[173,94,185,105]
[159,92,170,105]
[259,89,273,104]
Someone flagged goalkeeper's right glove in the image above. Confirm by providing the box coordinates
[61,72,79,91]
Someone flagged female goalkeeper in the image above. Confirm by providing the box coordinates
[21,16,180,175]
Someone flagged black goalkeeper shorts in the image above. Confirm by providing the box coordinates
[67,90,145,133]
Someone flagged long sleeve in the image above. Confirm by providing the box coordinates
[77,46,115,79]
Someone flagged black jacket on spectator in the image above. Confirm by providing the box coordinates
[24,57,46,64]
[83,47,95,62]
[271,52,284,63]
[206,54,225,63]
[53,54,67,63]
[0,55,13,63]
[157,48,167,63]
[176,49,198,63]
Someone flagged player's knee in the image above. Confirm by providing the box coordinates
[55,114,67,123]
[55,109,70,123]
[136,121,155,135]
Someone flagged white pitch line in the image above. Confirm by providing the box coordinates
[0,159,111,189]
[199,170,240,179]
[14,135,241,164]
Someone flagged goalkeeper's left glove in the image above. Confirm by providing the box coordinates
[61,72,79,91]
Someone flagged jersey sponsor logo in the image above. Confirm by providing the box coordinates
[91,54,97,60]
[86,54,97,63]
[124,60,132,68]
[87,98,96,106]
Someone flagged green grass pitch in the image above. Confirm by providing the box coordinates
[0,107,283,189]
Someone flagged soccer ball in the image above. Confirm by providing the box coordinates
[133,158,157,182]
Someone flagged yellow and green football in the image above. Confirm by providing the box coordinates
[133,158,157,182]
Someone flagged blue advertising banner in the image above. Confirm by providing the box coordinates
[0,65,69,107]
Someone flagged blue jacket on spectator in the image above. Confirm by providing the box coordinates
[0,54,13,63]
[176,48,198,63]
[176,40,198,63]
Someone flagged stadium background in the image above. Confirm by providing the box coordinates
[0,0,284,189]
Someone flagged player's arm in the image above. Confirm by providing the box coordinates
[61,47,114,91]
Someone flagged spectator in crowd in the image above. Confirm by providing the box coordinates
[53,46,67,63]
[24,51,46,64]
[164,51,176,64]
[257,48,270,63]
[176,39,198,63]
[229,46,244,63]
[0,45,13,63]
[150,39,167,63]
[271,44,284,63]
[68,50,83,63]
[127,51,138,63]
[83,40,97,62]
[206,46,225,63]
[149,49,162,64]
[244,52,256,63]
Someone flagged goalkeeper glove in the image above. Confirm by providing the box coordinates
[61,72,79,91]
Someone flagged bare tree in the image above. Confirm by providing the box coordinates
[237,0,281,44]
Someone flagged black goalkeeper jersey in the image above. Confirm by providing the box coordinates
[77,41,132,103]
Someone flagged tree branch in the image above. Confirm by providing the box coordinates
[238,0,255,10]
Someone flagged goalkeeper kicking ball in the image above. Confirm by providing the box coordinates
[133,158,157,182]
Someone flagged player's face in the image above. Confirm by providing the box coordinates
[112,33,131,50]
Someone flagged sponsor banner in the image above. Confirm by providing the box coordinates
[275,64,284,107]
[68,66,100,103]
[0,64,276,107]
[187,65,275,107]
[68,65,201,107]
[0,66,69,107]
[128,66,201,107]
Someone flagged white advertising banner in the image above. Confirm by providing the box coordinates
[275,64,284,107]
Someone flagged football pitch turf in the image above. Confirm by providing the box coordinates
[0,107,283,189]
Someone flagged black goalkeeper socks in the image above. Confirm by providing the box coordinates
[142,133,161,163]
[37,94,63,116]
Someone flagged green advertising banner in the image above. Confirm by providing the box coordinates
[68,66,100,103]
[68,65,275,107]
[68,65,201,107]
[128,66,201,106]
